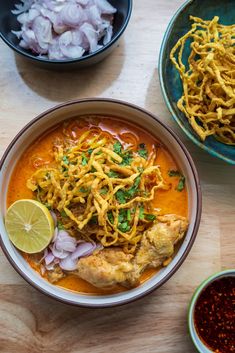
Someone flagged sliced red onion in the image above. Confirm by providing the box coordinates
[103,24,112,45]
[50,244,70,259]
[59,4,86,27]
[40,264,46,276]
[33,16,52,50]
[72,29,89,50]
[12,30,23,39]
[43,0,65,13]
[55,230,77,252]
[52,227,58,242]
[86,5,102,27]
[40,7,57,23]
[27,8,40,21]
[17,12,30,24]
[50,211,57,227]
[45,263,55,271]
[95,243,104,252]
[12,0,33,15]
[19,39,29,49]
[60,255,78,271]
[48,39,67,60]
[71,242,96,260]
[40,247,48,263]
[80,22,100,53]
[76,0,91,6]
[53,17,69,35]
[58,31,82,58]
[21,28,47,54]
[12,0,116,60]
[44,251,55,265]
[94,0,117,14]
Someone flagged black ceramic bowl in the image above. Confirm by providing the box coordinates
[0,0,132,69]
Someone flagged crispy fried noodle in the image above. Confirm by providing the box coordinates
[170,16,235,145]
[27,125,166,253]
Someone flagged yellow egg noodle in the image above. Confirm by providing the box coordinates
[170,16,235,145]
[27,127,166,253]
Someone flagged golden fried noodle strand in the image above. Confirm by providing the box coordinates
[170,15,235,145]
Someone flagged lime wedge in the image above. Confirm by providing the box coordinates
[5,199,54,254]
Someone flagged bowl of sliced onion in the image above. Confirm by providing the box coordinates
[0,0,132,69]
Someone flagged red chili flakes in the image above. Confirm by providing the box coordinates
[194,276,235,353]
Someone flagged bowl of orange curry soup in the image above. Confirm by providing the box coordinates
[0,99,201,307]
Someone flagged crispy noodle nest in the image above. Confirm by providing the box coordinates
[170,16,235,145]
[27,124,166,253]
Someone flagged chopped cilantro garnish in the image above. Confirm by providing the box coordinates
[116,190,127,204]
[82,153,88,166]
[88,148,93,155]
[62,166,68,173]
[120,150,133,166]
[115,176,141,204]
[100,187,108,195]
[60,210,67,218]
[177,176,186,192]
[138,144,148,160]
[139,205,145,220]
[145,214,156,221]
[118,221,131,233]
[168,170,181,177]
[90,166,96,173]
[138,149,148,159]
[118,209,127,223]
[44,203,51,210]
[90,216,98,225]
[127,209,131,221]
[137,167,144,173]
[79,187,88,193]
[125,176,141,199]
[168,170,186,191]
[107,211,114,224]
[113,141,122,154]
[112,141,133,166]
[108,170,120,178]
[57,221,64,230]
[142,190,150,197]
[62,155,69,165]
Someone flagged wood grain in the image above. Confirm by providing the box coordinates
[0,0,235,352]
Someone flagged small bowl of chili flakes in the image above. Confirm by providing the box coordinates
[188,269,235,353]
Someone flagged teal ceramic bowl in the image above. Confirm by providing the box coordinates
[188,269,235,352]
[159,0,235,165]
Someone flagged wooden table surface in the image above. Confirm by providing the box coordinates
[0,1,234,352]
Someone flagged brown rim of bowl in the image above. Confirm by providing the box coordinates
[0,98,202,308]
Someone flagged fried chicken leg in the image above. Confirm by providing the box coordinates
[73,214,188,288]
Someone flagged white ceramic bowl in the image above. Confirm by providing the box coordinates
[188,269,235,353]
[0,99,202,307]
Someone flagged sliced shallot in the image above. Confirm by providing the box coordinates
[50,211,57,227]
[12,0,117,60]
[60,255,78,271]
[44,251,55,265]
[54,229,77,252]
[71,242,96,260]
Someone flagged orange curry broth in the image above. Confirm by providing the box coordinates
[7,116,188,295]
